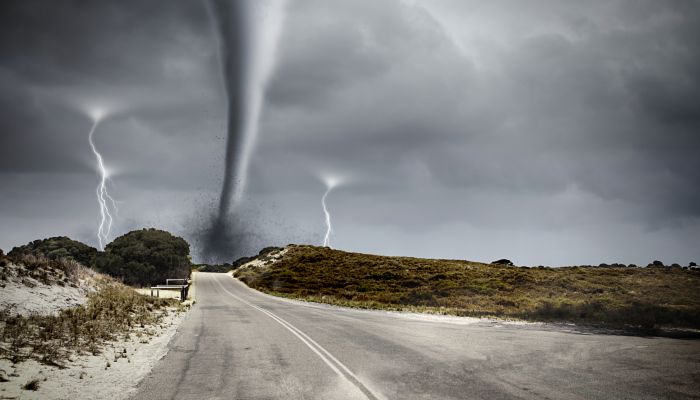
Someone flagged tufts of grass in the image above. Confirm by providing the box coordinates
[22,378,40,391]
[235,245,700,329]
[1,254,92,288]
[0,278,180,366]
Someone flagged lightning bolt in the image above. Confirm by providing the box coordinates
[320,175,343,248]
[86,110,117,250]
[322,186,334,247]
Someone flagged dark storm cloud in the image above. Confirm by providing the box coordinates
[258,0,700,225]
[0,1,211,85]
[1,0,699,265]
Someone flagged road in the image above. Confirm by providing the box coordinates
[134,272,700,400]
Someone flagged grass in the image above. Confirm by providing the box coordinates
[1,253,91,288]
[21,378,40,391]
[0,276,182,366]
[235,245,700,329]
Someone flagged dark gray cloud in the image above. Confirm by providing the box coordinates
[1,0,699,265]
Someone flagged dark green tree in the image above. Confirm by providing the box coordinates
[8,236,98,266]
[97,228,191,286]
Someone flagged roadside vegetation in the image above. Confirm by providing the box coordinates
[235,245,700,329]
[8,228,192,287]
[0,257,181,367]
[193,246,284,273]
[8,236,98,268]
[94,228,191,286]
[0,237,188,367]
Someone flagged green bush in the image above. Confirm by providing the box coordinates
[8,237,98,267]
[95,228,191,286]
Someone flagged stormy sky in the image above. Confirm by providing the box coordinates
[1,0,699,266]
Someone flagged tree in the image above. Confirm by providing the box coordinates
[97,228,191,286]
[491,259,514,266]
[8,236,98,266]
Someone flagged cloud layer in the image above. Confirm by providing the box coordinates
[1,0,698,265]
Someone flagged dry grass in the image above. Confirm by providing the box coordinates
[1,254,93,289]
[235,245,700,329]
[0,276,182,367]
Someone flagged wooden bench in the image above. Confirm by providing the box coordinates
[150,279,191,301]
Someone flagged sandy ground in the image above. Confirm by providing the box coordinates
[0,309,187,400]
[0,280,89,317]
[237,247,289,271]
[0,269,196,399]
[0,263,97,317]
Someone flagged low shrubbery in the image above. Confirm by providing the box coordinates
[235,245,700,329]
[194,263,232,273]
[0,277,180,366]
[8,237,98,268]
[1,254,91,287]
[7,229,192,287]
[194,246,285,274]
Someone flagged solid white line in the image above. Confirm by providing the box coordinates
[213,277,384,400]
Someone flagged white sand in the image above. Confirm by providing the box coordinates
[0,309,187,400]
[237,247,289,271]
[0,263,97,317]
[0,279,89,317]
[0,265,195,399]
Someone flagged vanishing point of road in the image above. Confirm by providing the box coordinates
[134,272,700,399]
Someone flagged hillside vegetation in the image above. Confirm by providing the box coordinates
[235,245,700,329]
[0,253,182,366]
[8,237,98,268]
[95,228,191,286]
[8,228,192,287]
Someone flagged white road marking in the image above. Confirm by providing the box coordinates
[213,277,385,400]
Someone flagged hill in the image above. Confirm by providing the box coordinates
[8,236,98,267]
[8,229,193,287]
[235,245,700,329]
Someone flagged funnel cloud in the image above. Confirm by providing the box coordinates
[202,0,286,262]
[1,1,699,266]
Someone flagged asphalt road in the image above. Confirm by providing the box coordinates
[133,272,700,400]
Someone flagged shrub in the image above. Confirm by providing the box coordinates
[95,228,191,286]
[258,246,283,256]
[491,259,514,266]
[8,237,97,267]
[0,280,177,366]
[236,245,700,329]
[22,379,40,391]
[195,263,232,273]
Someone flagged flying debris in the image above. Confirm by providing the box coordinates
[320,175,344,248]
[202,0,287,262]
[85,107,118,250]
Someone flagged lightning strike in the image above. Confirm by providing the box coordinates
[320,175,342,248]
[86,108,117,250]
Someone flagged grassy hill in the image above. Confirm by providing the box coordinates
[235,245,700,329]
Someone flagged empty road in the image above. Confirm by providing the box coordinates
[134,272,700,399]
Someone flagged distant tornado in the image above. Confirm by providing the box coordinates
[204,0,287,261]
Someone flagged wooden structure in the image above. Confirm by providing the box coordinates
[150,278,191,301]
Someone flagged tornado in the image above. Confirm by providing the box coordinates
[203,0,286,262]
